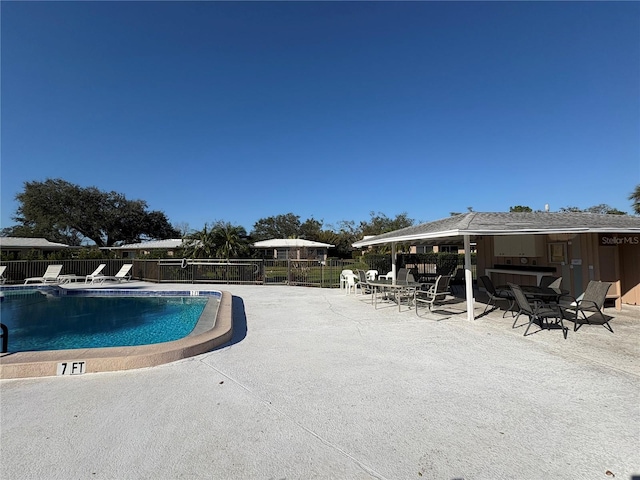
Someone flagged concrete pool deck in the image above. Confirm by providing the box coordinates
[1,283,638,479]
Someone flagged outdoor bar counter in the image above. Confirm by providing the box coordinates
[484,267,556,286]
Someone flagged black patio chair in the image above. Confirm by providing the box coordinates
[414,275,451,315]
[508,283,567,339]
[395,268,409,283]
[558,281,613,332]
[356,269,373,295]
[450,268,465,295]
[478,275,515,318]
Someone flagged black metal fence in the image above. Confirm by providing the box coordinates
[137,259,357,287]
[136,259,264,284]
[0,259,132,285]
[0,255,476,287]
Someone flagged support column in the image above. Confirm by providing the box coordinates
[391,243,397,285]
[464,235,475,321]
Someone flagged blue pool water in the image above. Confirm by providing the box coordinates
[0,289,215,352]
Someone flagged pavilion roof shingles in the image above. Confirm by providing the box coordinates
[352,212,640,247]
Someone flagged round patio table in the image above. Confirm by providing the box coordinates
[520,286,569,304]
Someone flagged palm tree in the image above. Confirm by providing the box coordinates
[629,184,640,215]
[212,222,250,259]
[182,224,218,258]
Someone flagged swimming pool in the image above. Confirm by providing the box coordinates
[1,288,219,352]
[0,285,233,379]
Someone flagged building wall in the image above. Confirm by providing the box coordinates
[620,242,640,305]
[264,248,329,261]
[118,249,178,259]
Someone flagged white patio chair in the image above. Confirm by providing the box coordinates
[365,270,378,281]
[340,269,354,290]
[345,273,358,295]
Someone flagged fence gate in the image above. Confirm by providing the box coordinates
[262,259,337,287]
[150,259,263,284]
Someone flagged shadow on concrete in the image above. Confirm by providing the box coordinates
[474,305,502,320]
[216,295,247,349]
[414,297,468,320]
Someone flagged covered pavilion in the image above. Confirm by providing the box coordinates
[352,212,640,321]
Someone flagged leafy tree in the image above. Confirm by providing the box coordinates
[560,204,626,215]
[629,184,640,215]
[299,217,324,241]
[584,204,626,215]
[250,213,302,241]
[558,206,582,213]
[350,212,415,256]
[327,220,359,258]
[509,205,532,212]
[359,211,414,237]
[173,222,191,237]
[8,179,179,247]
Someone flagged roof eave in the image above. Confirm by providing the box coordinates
[352,227,640,247]
[352,230,462,247]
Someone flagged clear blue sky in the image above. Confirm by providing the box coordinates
[2,1,639,234]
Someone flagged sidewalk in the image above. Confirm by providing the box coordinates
[1,284,638,479]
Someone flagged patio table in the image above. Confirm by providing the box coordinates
[366,279,422,311]
[520,286,568,304]
[519,286,570,330]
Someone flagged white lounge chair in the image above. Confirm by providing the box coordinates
[103,264,133,283]
[0,265,6,284]
[85,264,107,284]
[24,264,64,284]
